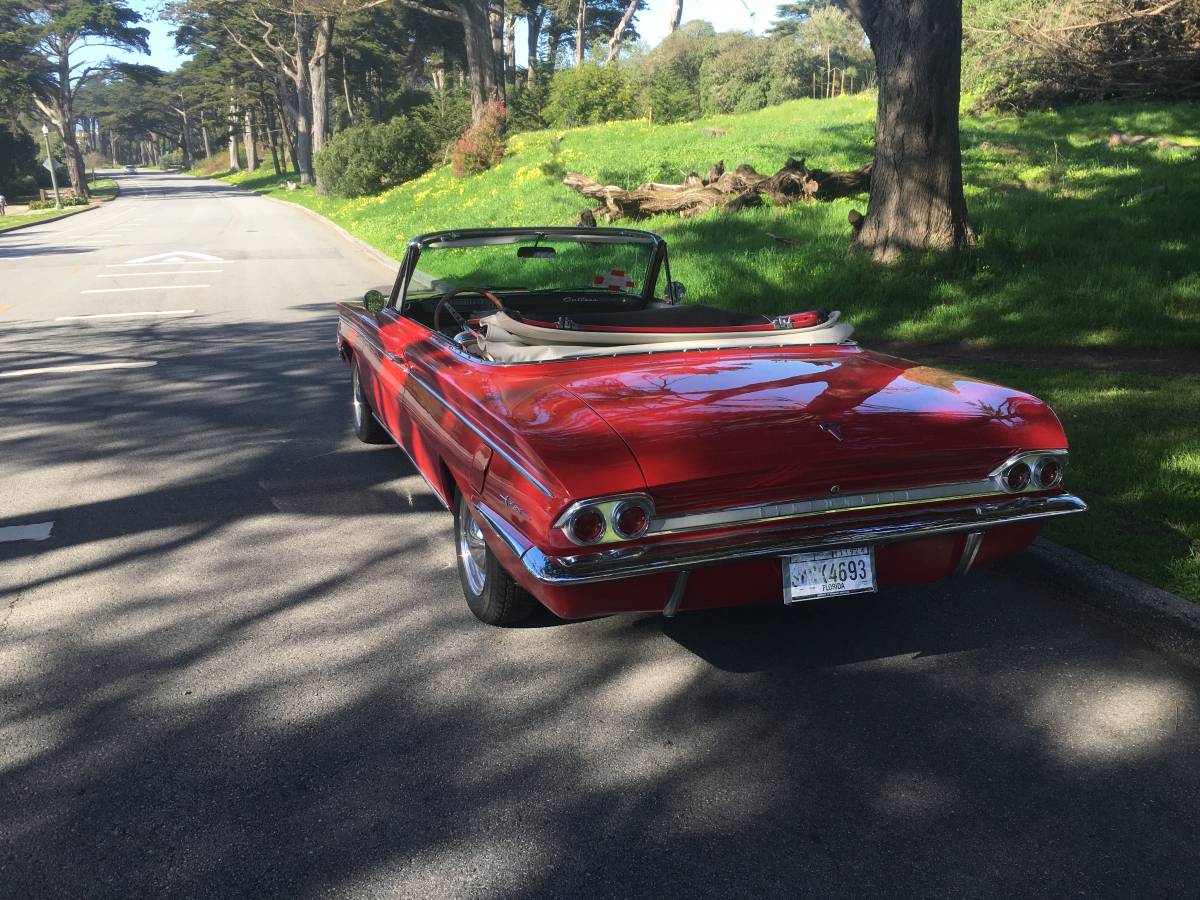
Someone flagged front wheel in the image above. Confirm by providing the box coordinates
[454,492,536,626]
[351,362,390,444]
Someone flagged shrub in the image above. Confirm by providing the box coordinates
[645,66,700,124]
[29,195,88,209]
[413,85,473,157]
[314,115,436,197]
[543,63,639,128]
[450,100,507,177]
[506,79,550,133]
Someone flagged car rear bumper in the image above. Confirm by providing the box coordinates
[476,493,1086,587]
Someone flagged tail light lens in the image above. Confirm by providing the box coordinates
[1034,457,1062,489]
[612,501,650,539]
[1003,462,1031,492]
[567,507,606,544]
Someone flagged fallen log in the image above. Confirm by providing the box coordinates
[1107,132,1186,150]
[563,157,873,223]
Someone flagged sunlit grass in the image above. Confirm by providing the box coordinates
[0,205,92,232]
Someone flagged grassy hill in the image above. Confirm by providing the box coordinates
[220,95,1199,353]
[204,97,1200,602]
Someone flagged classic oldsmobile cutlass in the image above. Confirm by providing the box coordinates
[337,226,1085,625]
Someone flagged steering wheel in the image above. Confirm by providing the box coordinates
[433,287,506,337]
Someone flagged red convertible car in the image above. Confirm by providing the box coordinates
[337,227,1085,625]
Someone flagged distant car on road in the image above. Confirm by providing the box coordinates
[337,226,1086,626]
[124,165,137,174]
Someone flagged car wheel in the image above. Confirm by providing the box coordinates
[454,491,536,626]
[351,362,390,444]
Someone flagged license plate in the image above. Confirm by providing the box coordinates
[782,547,877,603]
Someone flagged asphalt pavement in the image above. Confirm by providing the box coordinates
[2,171,1199,899]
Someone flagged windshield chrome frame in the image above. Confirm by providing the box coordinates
[388,226,669,312]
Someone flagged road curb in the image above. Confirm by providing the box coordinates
[1030,537,1200,668]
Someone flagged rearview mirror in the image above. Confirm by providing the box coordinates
[363,289,386,311]
[668,281,687,304]
[518,246,556,259]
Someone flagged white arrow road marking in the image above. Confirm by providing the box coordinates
[0,361,157,379]
[96,270,222,278]
[56,310,195,321]
[0,522,54,543]
[123,250,224,264]
[80,285,209,295]
[105,261,227,267]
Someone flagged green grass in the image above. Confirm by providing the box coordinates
[196,98,1200,600]
[89,177,119,201]
[0,204,92,232]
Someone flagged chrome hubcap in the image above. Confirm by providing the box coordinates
[458,499,488,595]
[352,369,365,430]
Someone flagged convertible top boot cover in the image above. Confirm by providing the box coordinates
[477,310,855,362]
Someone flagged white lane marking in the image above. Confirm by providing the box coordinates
[0,522,54,543]
[79,284,209,295]
[0,361,157,379]
[55,310,195,321]
[96,270,223,278]
[124,250,223,263]
[105,261,229,267]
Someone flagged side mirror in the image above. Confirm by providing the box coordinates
[668,281,687,304]
[363,289,386,311]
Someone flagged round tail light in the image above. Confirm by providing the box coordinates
[1003,462,1031,492]
[568,507,606,544]
[613,501,650,539]
[1034,457,1062,489]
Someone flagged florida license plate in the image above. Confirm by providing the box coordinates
[783,547,877,603]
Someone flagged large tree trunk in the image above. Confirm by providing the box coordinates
[605,0,639,64]
[200,108,212,158]
[503,13,516,88]
[668,0,682,31]
[546,25,563,75]
[526,6,546,84]
[228,100,241,172]
[845,0,973,262]
[309,15,334,158]
[179,106,193,169]
[459,0,500,123]
[243,108,258,172]
[575,0,587,65]
[489,1,506,101]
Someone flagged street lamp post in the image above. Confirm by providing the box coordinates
[41,124,62,210]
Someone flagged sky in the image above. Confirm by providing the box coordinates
[87,0,781,72]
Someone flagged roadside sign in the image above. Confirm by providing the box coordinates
[42,156,59,172]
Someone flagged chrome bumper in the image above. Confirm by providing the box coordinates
[477,494,1086,586]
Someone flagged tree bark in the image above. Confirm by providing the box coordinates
[200,108,212,159]
[668,0,683,31]
[604,0,639,64]
[309,15,334,158]
[504,13,516,88]
[459,0,500,123]
[489,1,506,101]
[228,98,241,172]
[243,108,258,172]
[575,0,587,65]
[845,0,974,262]
[526,6,546,84]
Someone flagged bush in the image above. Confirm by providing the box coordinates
[543,62,639,128]
[646,65,701,124]
[413,85,473,156]
[314,115,436,197]
[450,100,507,177]
[29,195,88,209]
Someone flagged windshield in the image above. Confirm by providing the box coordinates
[405,234,658,301]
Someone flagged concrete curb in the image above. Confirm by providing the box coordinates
[1030,537,1200,668]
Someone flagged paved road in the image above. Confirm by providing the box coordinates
[2,172,1200,899]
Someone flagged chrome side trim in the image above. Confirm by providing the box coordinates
[473,501,533,558]
[519,494,1087,585]
[406,371,554,497]
[954,531,984,577]
[647,449,1070,537]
